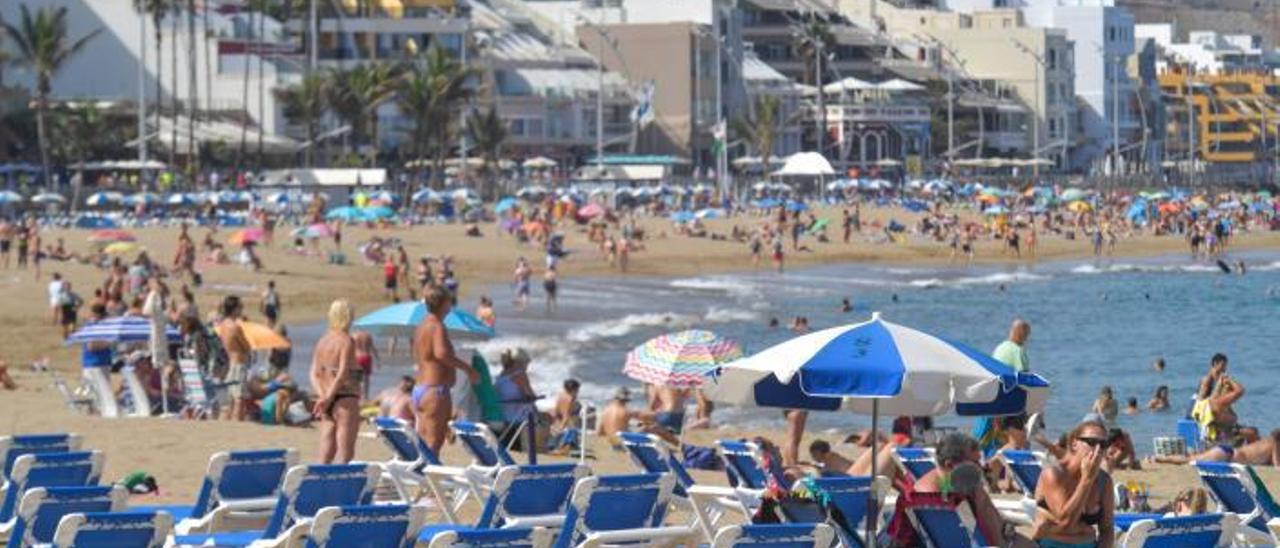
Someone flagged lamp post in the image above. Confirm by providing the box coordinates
[577,15,610,176]
[1011,38,1045,179]
[137,12,148,167]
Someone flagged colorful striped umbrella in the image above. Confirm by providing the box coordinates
[623,329,743,388]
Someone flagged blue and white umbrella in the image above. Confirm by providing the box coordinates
[122,192,162,206]
[265,192,290,206]
[31,192,66,204]
[669,211,695,223]
[66,315,180,345]
[0,190,23,204]
[85,192,124,207]
[412,188,442,204]
[166,193,195,206]
[704,312,1049,417]
[353,302,495,339]
[494,197,518,214]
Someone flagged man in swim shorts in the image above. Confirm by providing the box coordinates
[216,296,252,421]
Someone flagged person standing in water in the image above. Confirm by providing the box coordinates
[413,285,480,455]
[352,331,378,400]
[310,300,362,464]
[543,267,558,312]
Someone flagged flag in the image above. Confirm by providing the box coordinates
[631,81,656,128]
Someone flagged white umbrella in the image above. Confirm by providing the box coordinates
[522,156,558,169]
[31,192,65,204]
[0,191,24,204]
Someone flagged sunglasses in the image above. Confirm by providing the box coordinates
[1077,437,1109,448]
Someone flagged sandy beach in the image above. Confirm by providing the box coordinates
[2,204,1278,511]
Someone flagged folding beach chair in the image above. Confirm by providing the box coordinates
[9,485,126,547]
[29,361,94,416]
[0,451,105,541]
[901,493,985,548]
[1268,518,1280,545]
[711,523,836,548]
[1120,513,1237,548]
[372,417,470,512]
[617,432,741,541]
[133,448,298,535]
[802,476,891,548]
[170,463,381,548]
[425,526,556,548]
[1192,461,1277,544]
[419,463,588,533]
[992,449,1044,525]
[301,504,427,548]
[553,473,698,548]
[1177,419,1205,454]
[177,356,222,419]
[51,510,172,548]
[79,366,120,418]
[892,447,937,481]
[0,433,82,480]
[716,440,790,520]
[451,421,518,469]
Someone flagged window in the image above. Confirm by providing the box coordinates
[1108,26,1116,42]
[1047,48,1057,70]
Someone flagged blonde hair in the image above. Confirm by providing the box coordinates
[423,284,452,311]
[328,299,354,332]
[1175,487,1209,515]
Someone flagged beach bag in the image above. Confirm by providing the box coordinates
[681,444,721,471]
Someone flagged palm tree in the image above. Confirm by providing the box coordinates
[326,62,399,166]
[275,73,326,166]
[3,5,102,185]
[794,16,834,88]
[731,95,794,169]
[466,107,507,199]
[134,0,169,152]
[395,46,472,187]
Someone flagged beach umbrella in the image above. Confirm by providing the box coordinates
[122,192,162,207]
[1067,201,1093,213]
[166,193,195,206]
[226,228,265,246]
[578,202,606,219]
[982,205,1009,216]
[753,198,781,209]
[66,315,180,345]
[1060,188,1088,202]
[695,208,723,219]
[412,188,443,204]
[368,190,399,205]
[87,229,136,243]
[1217,201,1241,210]
[523,156,558,169]
[785,201,809,212]
[304,223,333,238]
[31,192,65,204]
[353,301,496,339]
[516,185,549,200]
[624,330,744,388]
[326,206,366,222]
[494,197,519,214]
[703,312,1049,543]
[361,205,396,219]
[240,321,290,350]
[85,192,124,207]
[0,190,23,204]
[450,188,477,201]
[669,211,695,223]
[103,242,140,255]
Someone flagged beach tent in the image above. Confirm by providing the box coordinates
[703,312,1049,545]
[353,302,495,339]
[773,152,835,177]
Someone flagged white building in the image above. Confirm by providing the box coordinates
[1136,23,1280,74]
[943,0,1138,174]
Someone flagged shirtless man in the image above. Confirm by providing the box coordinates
[412,285,479,454]
[375,376,417,425]
[1150,428,1280,466]
[808,440,855,475]
[598,387,656,440]
[215,296,252,421]
[310,300,362,464]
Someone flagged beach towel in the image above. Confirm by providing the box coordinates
[1190,398,1218,442]
[470,354,504,424]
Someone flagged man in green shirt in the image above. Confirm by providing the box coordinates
[992,319,1031,372]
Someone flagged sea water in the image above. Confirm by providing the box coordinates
[290,250,1280,449]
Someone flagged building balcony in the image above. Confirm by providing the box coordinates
[286,17,466,35]
[982,130,1030,152]
[819,104,931,125]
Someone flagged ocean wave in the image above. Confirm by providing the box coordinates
[1071,262,1226,275]
[565,312,697,343]
[704,306,762,323]
[1251,260,1280,271]
[908,271,1050,288]
[669,277,760,298]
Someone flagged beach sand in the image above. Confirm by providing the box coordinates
[2,204,1278,511]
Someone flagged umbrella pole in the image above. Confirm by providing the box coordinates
[867,399,879,548]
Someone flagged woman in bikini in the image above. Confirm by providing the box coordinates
[309,300,363,464]
[1032,421,1115,548]
[352,330,377,400]
[413,284,479,454]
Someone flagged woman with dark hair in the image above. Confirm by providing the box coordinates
[1032,421,1115,548]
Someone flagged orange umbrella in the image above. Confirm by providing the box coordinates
[227,228,265,246]
[976,194,1000,204]
[239,321,290,350]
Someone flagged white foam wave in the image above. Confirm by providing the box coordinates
[565,312,697,343]
[704,306,761,323]
[669,277,759,298]
[1071,262,1226,275]
[1251,260,1280,271]
[908,271,1049,288]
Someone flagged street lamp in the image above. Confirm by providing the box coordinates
[577,15,612,177]
[1010,38,1045,179]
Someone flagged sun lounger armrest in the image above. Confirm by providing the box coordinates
[580,525,698,548]
[687,485,737,498]
[502,514,567,529]
[246,519,311,548]
[423,464,468,478]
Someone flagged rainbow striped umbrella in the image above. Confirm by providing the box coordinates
[624,330,744,388]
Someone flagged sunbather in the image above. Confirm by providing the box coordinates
[1031,420,1116,548]
[1148,428,1280,466]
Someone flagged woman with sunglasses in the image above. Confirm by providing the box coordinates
[1032,421,1115,548]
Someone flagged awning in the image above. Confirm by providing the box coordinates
[257,168,387,186]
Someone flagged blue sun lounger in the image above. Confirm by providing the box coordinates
[992,449,1045,525]
[425,526,556,548]
[0,451,104,541]
[373,417,470,513]
[170,463,381,548]
[617,432,741,541]
[417,463,589,543]
[0,434,82,480]
[1192,461,1277,545]
[902,493,986,548]
[716,440,793,520]
[552,473,697,548]
[10,485,126,547]
[451,421,516,469]
[302,504,427,548]
[134,448,297,535]
[892,447,937,481]
[1120,513,1238,548]
[711,523,836,548]
[798,476,889,548]
[51,510,172,548]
